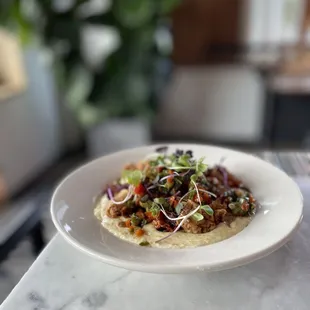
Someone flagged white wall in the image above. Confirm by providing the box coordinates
[0,48,63,193]
[155,66,265,143]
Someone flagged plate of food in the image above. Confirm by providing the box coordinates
[51,144,303,273]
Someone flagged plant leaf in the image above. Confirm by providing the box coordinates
[113,0,154,28]
[158,0,181,14]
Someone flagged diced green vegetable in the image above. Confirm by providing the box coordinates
[140,194,149,203]
[122,170,143,186]
[250,203,256,215]
[238,198,245,204]
[131,214,141,226]
[140,200,152,209]
[139,241,150,246]
[228,202,248,216]
[141,219,148,226]
[126,200,135,208]
[158,186,169,194]
[149,160,157,167]
[150,203,160,216]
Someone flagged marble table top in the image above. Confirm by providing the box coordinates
[1,176,310,310]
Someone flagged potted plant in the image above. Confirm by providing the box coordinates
[1,0,180,157]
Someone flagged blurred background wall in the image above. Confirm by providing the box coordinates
[0,47,61,194]
[155,66,265,143]
[154,0,310,147]
[0,39,82,196]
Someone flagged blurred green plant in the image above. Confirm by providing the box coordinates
[0,0,181,127]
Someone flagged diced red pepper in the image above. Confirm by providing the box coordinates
[136,210,145,219]
[134,183,145,195]
[167,176,174,183]
[145,212,155,222]
[125,219,132,228]
[135,229,145,237]
[157,166,164,173]
[249,195,255,203]
[241,203,249,211]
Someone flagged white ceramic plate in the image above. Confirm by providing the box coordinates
[51,144,303,274]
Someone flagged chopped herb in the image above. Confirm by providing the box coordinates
[250,204,256,215]
[139,241,150,246]
[173,177,183,191]
[140,200,152,209]
[238,198,245,204]
[149,160,158,167]
[122,170,143,186]
[158,186,169,194]
[141,219,148,226]
[150,203,160,216]
[191,212,204,222]
[126,200,136,208]
[157,155,165,165]
[154,197,166,205]
[174,177,182,186]
[190,174,198,182]
[178,154,191,167]
[200,205,214,216]
[140,194,149,203]
[188,191,195,200]
[175,203,184,215]
[195,157,208,176]
[131,214,141,226]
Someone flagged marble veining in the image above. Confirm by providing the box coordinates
[28,291,48,310]
[1,178,310,310]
